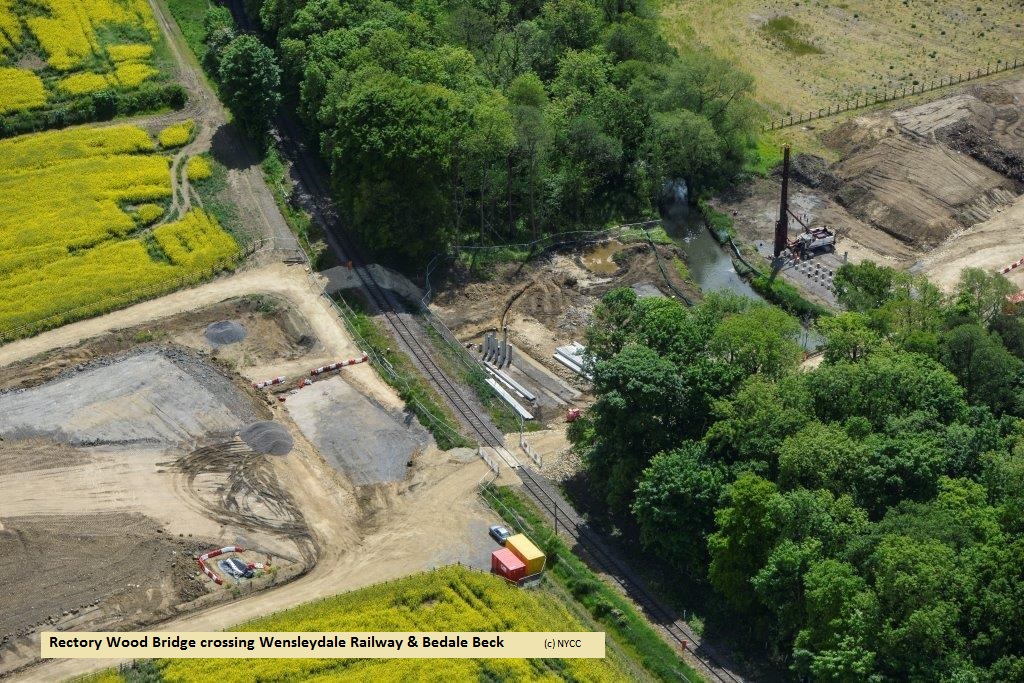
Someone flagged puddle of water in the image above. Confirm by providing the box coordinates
[582,240,624,274]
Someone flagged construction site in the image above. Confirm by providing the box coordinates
[4,0,1024,676]
[0,266,506,678]
[719,76,1024,294]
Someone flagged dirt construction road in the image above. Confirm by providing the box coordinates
[0,263,354,369]
[15,441,495,682]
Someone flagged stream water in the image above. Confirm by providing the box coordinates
[661,202,821,351]
[661,203,760,300]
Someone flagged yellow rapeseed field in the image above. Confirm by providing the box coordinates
[0,0,164,116]
[0,67,45,113]
[56,71,112,95]
[186,155,211,181]
[158,119,194,148]
[0,0,20,53]
[135,203,164,224]
[26,0,157,71]
[0,125,238,338]
[151,566,627,683]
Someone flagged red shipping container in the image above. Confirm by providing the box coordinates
[491,548,526,582]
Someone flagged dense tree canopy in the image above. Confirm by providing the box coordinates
[243,0,760,261]
[214,34,282,135]
[574,264,1024,679]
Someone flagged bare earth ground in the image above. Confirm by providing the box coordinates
[1,264,502,680]
[431,243,698,389]
[661,0,1024,114]
[719,77,1024,293]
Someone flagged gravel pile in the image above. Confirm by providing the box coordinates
[240,421,293,456]
[204,320,247,347]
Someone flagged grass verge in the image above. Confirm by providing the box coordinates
[420,320,540,435]
[333,292,471,450]
[191,153,248,247]
[261,147,337,269]
[696,199,735,243]
[482,485,704,683]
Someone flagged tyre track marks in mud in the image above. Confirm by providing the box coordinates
[171,441,316,565]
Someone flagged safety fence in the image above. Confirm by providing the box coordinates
[765,56,1024,131]
[519,433,543,469]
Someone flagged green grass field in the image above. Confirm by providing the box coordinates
[661,0,1024,114]
[91,566,635,682]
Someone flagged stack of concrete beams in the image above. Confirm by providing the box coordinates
[482,331,512,368]
[553,342,592,380]
[481,330,533,420]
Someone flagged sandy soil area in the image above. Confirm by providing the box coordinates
[1,279,501,680]
[0,263,357,370]
[432,243,698,389]
[721,78,1024,292]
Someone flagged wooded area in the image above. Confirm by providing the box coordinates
[573,265,1024,680]
[234,0,760,261]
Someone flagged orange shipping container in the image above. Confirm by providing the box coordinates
[505,533,545,575]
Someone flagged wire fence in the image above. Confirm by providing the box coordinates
[765,56,1024,131]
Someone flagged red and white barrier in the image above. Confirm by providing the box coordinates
[199,545,245,561]
[1001,256,1024,274]
[253,376,286,389]
[197,559,222,585]
[310,353,368,376]
[197,546,271,585]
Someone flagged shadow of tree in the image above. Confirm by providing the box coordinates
[210,123,258,171]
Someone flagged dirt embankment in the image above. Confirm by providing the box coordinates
[432,241,697,381]
[721,77,1024,291]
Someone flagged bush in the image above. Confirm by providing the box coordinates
[751,273,830,318]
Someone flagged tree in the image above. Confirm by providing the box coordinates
[202,6,236,71]
[805,350,966,429]
[654,109,723,192]
[708,473,780,612]
[869,535,963,680]
[793,559,879,681]
[777,422,867,496]
[954,268,1015,325]
[218,35,281,135]
[704,374,813,469]
[585,343,689,509]
[631,442,726,577]
[940,324,1023,415]
[585,287,639,362]
[818,312,881,364]
[832,261,896,313]
[709,304,802,378]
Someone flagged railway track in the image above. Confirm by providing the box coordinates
[274,113,747,682]
[230,0,748,666]
[512,468,746,683]
[269,111,747,682]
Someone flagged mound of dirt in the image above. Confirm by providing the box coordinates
[204,320,247,346]
[239,421,293,456]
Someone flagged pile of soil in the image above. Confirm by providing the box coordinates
[240,421,293,456]
[204,320,247,346]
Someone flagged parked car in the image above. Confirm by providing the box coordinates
[489,525,513,545]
